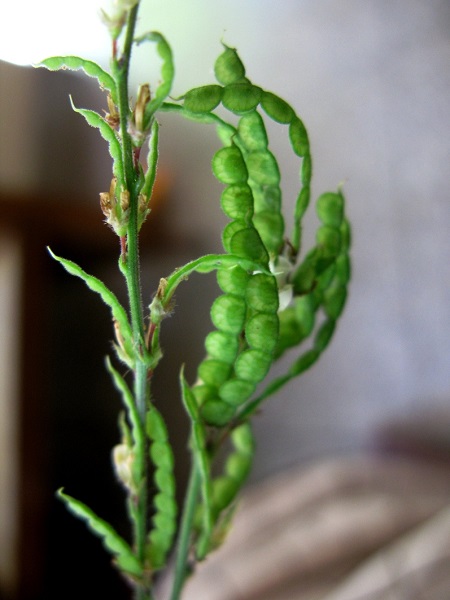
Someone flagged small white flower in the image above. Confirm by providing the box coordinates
[269,256,294,311]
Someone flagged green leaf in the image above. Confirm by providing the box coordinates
[47,249,133,358]
[57,489,142,578]
[136,32,174,124]
[37,56,118,104]
[140,119,159,205]
[105,359,144,486]
[180,369,213,558]
[68,98,124,186]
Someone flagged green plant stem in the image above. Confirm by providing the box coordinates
[170,459,202,600]
[113,6,153,598]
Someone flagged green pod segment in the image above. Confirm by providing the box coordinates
[234,349,272,382]
[146,408,177,570]
[210,294,247,334]
[198,359,232,387]
[246,150,281,186]
[220,184,254,222]
[289,117,309,157]
[245,273,279,313]
[260,91,295,124]
[205,330,240,364]
[229,227,268,263]
[245,312,279,352]
[212,145,248,184]
[222,83,263,114]
[237,111,268,151]
[183,84,223,113]
[252,211,285,256]
[210,422,254,522]
[200,398,236,427]
[316,225,342,259]
[214,45,246,85]
[216,265,250,296]
[316,192,344,228]
[219,378,256,407]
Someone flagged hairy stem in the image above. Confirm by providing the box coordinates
[114,5,152,598]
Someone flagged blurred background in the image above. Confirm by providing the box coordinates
[1,1,449,599]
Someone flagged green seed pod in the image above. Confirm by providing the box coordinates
[314,319,336,352]
[231,422,254,453]
[229,227,268,263]
[246,273,279,313]
[216,265,250,295]
[301,153,312,186]
[198,359,232,386]
[192,384,217,406]
[246,150,280,186]
[211,294,247,334]
[295,186,311,221]
[316,225,342,259]
[214,45,246,85]
[222,83,262,114]
[340,219,351,251]
[237,111,268,151]
[212,146,248,184]
[290,348,320,376]
[261,91,294,124]
[154,468,175,496]
[201,398,236,426]
[222,221,247,253]
[252,210,285,255]
[289,117,309,157]
[219,378,255,406]
[323,284,347,320]
[183,84,223,113]
[220,184,254,221]
[154,492,177,517]
[253,185,282,213]
[205,330,240,363]
[245,312,279,351]
[293,295,315,338]
[275,307,303,358]
[316,192,344,227]
[150,441,174,471]
[234,349,272,382]
[211,476,237,512]
[335,254,351,284]
[224,453,251,481]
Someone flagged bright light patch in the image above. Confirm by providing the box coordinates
[0,0,109,66]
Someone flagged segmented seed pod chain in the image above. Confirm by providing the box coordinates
[37,11,351,598]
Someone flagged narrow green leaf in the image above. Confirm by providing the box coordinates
[140,119,159,212]
[57,489,142,578]
[105,359,144,486]
[180,369,213,558]
[37,56,118,104]
[47,249,133,357]
[69,98,124,186]
[136,32,174,123]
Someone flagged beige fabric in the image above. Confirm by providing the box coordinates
[178,456,450,600]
